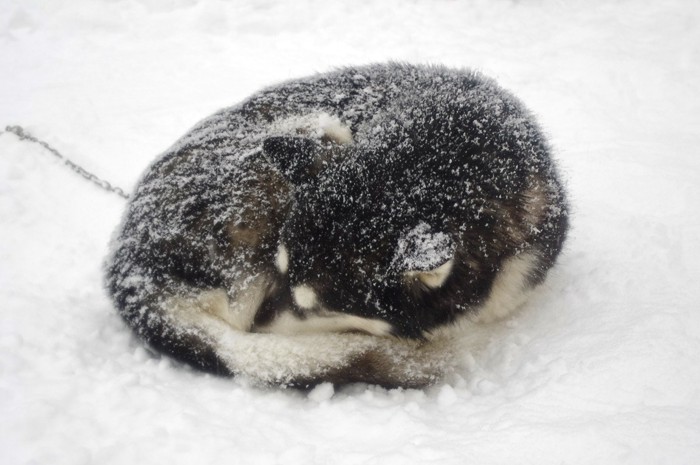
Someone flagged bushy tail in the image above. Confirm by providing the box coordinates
[106,265,461,388]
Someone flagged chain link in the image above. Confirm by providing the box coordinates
[3,125,130,199]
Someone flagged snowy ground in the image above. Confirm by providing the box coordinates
[1,0,699,463]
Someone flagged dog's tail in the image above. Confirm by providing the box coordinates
[105,240,462,388]
[105,267,234,376]
[106,272,462,388]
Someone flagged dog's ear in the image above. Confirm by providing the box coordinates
[392,222,456,289]
[262,136,317,186]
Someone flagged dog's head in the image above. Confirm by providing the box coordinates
[263,134,459,338]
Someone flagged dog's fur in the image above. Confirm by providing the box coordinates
[105,63,568,388]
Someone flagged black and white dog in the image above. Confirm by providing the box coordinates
[105,63,568,388]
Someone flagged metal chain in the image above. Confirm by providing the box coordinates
[3,125,130,199]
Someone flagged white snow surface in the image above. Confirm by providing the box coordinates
[1,0,699,463]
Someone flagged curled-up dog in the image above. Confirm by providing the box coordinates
[105,63,568,388]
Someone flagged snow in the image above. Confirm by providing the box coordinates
[1,0,699,463]
[392,222,455,272]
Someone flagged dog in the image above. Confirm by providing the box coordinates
[105,63,568,388]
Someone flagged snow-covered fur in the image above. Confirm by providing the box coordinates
[105,63,568,388]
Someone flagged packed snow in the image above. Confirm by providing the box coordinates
[1,0,699,464]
